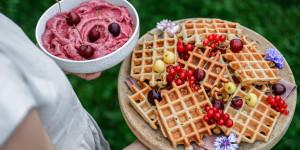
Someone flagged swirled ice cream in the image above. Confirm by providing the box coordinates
[42,0,135,60]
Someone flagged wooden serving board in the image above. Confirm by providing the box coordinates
[118,18,297,150]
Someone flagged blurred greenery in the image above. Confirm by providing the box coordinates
[0,0,299,149]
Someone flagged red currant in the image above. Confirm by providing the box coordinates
[214,35,220,42]
[174,66,182,72]
[203,40,209,46]
[209,51,216,57]
[187,70,194,77]
[273,102,278,107]
[212,107,218,114]
[283,110,289,115]
[275,95,281,102]
[282,103,287,109]
[214,42,220,47]
[203,115,209,122]
[274,106,280,112]
[218,110,224,116]
[175,79,183,86]
[177,40,183,46]
[208,118,215,125]
[167,65,174,70]
[221,46,227,54]
[209,44,215,49]
[279,107,284,113]
[193,86,199,91]
[178,72,187,80]
[214,113,221,120]
[168,69,176,76]
[225,119,233,128]
[220,35,226,42]
[207,35,214,42]
[180,69,187,74]
[177,44,185,53]
[205,106,211,112]
[216,49,221,54]
[183,53,189,61]
[166,74,174,81]
[217,119,224,126]
[223,113,230,121]
[185,44,193,52]
[278,100,284,107]
[189,76,196,81]
[207,110,214,118]
[169,78,175,83]
[189,80,195,86]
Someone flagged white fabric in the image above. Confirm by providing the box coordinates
[0,14,110,150]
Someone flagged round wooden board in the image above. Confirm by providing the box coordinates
[118,18,297,150]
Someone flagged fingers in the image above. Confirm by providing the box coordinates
[64,71,102,80]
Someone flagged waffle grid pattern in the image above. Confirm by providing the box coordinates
[177,18,242,46]
[155,82,215,147]
[130,31,178,87]
[128,82,158,129]
[219,85,280,143]
[224,35,281,85]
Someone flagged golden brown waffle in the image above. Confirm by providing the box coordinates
[212,54,242,101]
[155,82,215,147]
[127,82,158,129]
[130,31,178,87]
[224,35,281,85]
[177,47,229,97]
[219,85,280,143]
[177,18,242,47]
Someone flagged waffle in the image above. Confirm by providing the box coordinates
[212,54,242,101]
[130,31,178,87]
[177,47,229,98]
[219,84,280,143]
[155,82,215,147]
[224,35,281,85]
[127,82,158,129]
[177,18,242,47]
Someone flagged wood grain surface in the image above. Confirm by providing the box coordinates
[118,18,297,150]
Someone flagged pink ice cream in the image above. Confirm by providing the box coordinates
[42,0,135,60]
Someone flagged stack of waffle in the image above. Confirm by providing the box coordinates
[127,18,283,148]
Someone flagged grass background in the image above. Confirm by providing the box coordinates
[1,0,299,149]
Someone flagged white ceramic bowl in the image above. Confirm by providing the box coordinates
[36,0,139,73]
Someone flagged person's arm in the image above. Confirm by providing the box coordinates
[2,109,56,150]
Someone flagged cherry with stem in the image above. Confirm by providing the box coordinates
[73,25,94,58]
[95,7,121,37]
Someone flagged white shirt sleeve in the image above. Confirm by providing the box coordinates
[0,53,36,147]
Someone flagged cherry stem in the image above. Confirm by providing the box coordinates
[95,7,112,23]
[73,25,85,49]
[56,0,69,18]
[96,7,100,31]
[146,44,163,55]
[145,44,154,62]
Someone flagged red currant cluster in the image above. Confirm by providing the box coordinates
[203,106,233,128]
[202,34,227,57]
[166,65,201,91]
[267,95,289,115]
[177,40,195,61]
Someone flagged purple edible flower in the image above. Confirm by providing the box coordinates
[156,19,179,36]
[214,133,238,150]
[265,48,285,69]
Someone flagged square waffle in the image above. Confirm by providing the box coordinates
[219,85,280,143]
[177,18,242,47]
[224,35,281,85]
[127,81,158,129]
[177,47,229,98]
[155,82,215,147]
[130,31,178,87]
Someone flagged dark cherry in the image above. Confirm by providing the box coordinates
[212,100,224,110]
[78,45,94,58]
[194,69,206,81]
[89,29,100,42]
[272,83,286,95]
[230,39,243,53]
[66,12,81,26]
[108,23,121,37]
[231,96,243,109]
[147,90,162,105]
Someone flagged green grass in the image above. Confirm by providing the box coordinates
[1,0,300,149]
